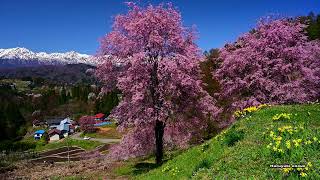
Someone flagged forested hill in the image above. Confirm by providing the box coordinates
[0,63,97,85]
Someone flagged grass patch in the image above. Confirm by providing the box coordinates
[113,150,184,177]
[33,138,103,151]
[132,104,320,179]
[80,124,122,139]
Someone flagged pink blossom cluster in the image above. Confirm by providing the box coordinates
[215,19,320,109]
[78,116,97,133]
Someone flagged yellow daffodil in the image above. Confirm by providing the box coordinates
[244,106,258,113]
[300,172,307,177]
[293,139,302,147]
[272,146,278,151]
[270,131,275,137]
[286,140,291,149]
[282,167,291,173]
[307,162,312,167]
[257,104,268,109]
[305,140,312,145]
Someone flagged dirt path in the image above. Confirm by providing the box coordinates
[70,133,121,144]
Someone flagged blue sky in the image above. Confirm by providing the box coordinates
[0,0,319,54]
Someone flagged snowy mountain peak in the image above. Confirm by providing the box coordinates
[0,47,36,60]
[0,47,98,67]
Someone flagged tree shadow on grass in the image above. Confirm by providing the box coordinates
[130,152,179,175]
[132,162,163,175]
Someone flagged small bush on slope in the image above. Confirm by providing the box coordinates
[136,104,320,179]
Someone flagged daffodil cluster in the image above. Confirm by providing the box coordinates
[234,104,269,118]
[266,128,319,153]
[162,166,180,176]
[281,162,313,177]
[264,111,320,178]
[272,113,292,121]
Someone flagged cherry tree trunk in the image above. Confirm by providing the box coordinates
[155,120,165,164]
[150,60,166,164]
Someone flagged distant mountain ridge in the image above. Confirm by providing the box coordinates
[0,47,98,67]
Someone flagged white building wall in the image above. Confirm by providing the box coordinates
[50,134,60,141]
[63,133,69,137]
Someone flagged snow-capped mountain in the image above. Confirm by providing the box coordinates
[0,47,98,67]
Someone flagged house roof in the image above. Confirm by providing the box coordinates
[48,129,61,136]
[34,130,45,134]
[95,113,105,119]
[46,117,64,125]
[60,117,72,125]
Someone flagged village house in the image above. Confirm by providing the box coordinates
[58,118,73,137]
[80,113,112,127]
[34,130,45,140]
[46,117,64,129]
[47,117,74,136]
[48,129,62,141]
[94,113,105,122]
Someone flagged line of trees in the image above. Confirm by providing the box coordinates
[0,84,26,141]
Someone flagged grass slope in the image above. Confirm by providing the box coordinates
[136,104,320,179]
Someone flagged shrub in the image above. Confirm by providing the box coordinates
[193,159,211,175]
[223,127,245,146]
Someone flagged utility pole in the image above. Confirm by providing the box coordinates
[67,136,70,168]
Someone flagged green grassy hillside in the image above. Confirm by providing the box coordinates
[137,104,320,179]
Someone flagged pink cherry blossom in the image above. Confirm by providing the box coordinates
[215,18,320,109]
[96,2,218,163]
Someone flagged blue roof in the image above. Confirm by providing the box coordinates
[94,122,112,127]
[35,130,45,134]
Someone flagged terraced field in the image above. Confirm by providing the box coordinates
[30,144,110,164]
